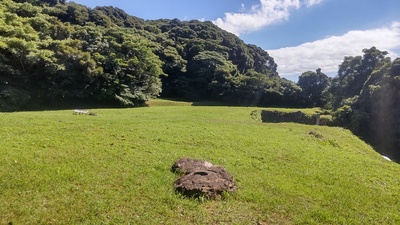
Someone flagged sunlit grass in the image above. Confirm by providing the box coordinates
[146,98,193,106]
[0,105,399,224]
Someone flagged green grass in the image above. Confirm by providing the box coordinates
[1,104,399,224]
[146,98,193,106]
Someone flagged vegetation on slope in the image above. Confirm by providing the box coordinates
[298,48,400,161]
[1,106,399,224]
[1,0,302,112]
[327,48,400,161]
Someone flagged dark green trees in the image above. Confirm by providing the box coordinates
[1,0,165,110]
[327,47,400,161]
[346,56,400,160]
[327,47,389,109]
[150,18,295,106]
[298,68,330,107]
[292,47,400,161]
[2,0,299,110]
[98,31,165,106]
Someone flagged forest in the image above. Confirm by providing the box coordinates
[1,0,400,161]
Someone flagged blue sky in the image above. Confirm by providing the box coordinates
[70,0,400,80]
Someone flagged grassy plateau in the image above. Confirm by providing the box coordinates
[0,100,399,224]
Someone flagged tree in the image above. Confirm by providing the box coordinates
[247,44,278,76]
[65,2,89,25]
[329,46,400,161]
[298,68,330,107]
[390,58,400,76]
[182,51,236,100]
[1,0,303,110]
[13,0,66,6]
[97,31,165,106]
[328,47,389,110]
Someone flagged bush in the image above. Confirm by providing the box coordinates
[0,85,31,112]
[331,105,352,127]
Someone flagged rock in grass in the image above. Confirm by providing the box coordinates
[172,158,237,199]
[171,158,214,174]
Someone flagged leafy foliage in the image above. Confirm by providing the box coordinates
[1,0,298,110]
[327,47,400,161]
[298,68,330,107]
[150,19,285,105]
[328,47,389,109]
[1,0,165,110]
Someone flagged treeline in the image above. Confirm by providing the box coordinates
[297,47,400,161]
[1,0,400,161]
[334,49,400,161]
[0,0,304,111]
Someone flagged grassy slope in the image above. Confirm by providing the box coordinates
[0,104,399,224]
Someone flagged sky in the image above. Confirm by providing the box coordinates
[70,0,400,81]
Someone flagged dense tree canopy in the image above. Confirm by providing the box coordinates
[327,47,390,109]
[326,47,400,161]
[0,0,297,110]
[297,68,330,107]
[0,0,168,110]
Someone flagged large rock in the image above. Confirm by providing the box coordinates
[172,158,237,199]
[171,158,214,174]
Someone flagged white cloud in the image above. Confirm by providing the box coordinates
[267,22,400,80]
[239,3,246,13]
[305,0,322,7]
[212,0,323,36]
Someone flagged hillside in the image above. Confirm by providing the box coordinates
[0,0,301,112]
[1,105,399,224]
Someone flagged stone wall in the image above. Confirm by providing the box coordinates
[259,110,328,125]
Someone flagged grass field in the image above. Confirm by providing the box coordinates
[1,102,399,224]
